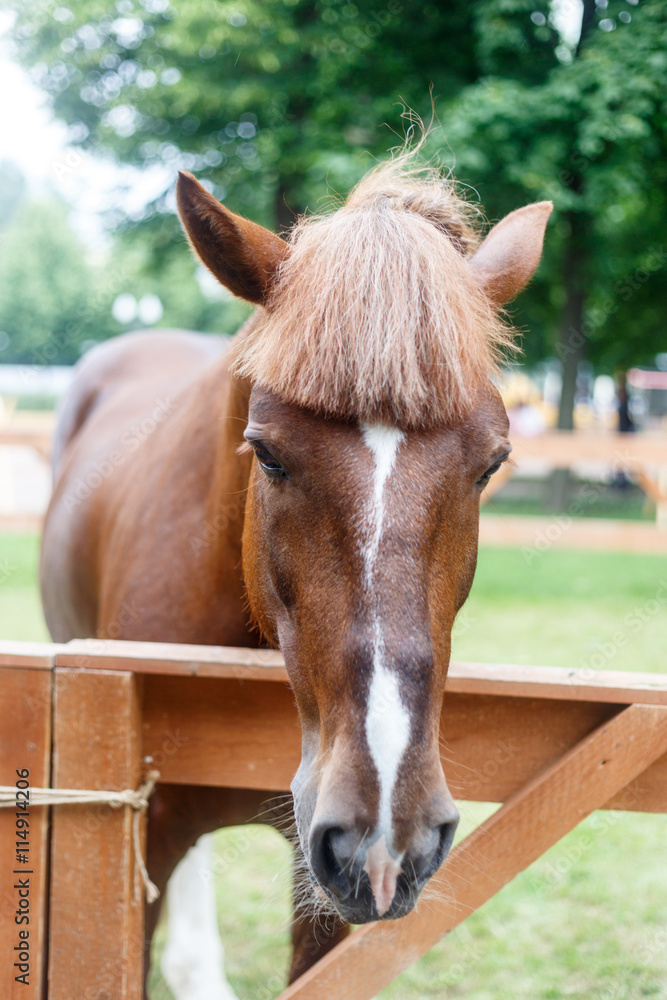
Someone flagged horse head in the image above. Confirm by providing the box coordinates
[177,161,551,923]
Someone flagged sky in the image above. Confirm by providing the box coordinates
[0,10,170,248]
[0,12,68,187]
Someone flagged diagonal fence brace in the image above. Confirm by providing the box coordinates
[276,703,667,1000]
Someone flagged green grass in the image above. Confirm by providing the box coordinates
[145,807,667,1000]
[451,547,667,674]
[482,478,654,521]
[4,535,665,674]
[0,533,49,641]
[2,533,667,999]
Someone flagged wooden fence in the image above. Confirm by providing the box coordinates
[2,639,667,998]
[481,430,667,553]
[1,416,665,550]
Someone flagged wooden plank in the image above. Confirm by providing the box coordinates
[479,514,667,553]
[48,669,145,1000]
[441,692,667,814]
[441,694,617,802]
[54,640,667,706]
[142,678,667,812]
[0,642,58,670]
[0,667,52,1000]
[509,431,667,467]
[276,703,667,1000]
[57,638,286,682]
[142,675,300,792]
[5,643,667,805]
[446,661,667,706]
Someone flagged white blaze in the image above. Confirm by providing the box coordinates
[360,423,411,914]
[361,423,403,590]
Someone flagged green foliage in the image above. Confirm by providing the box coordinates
[433,0,667,370]
[0,195,119,362]
[10,0,498,223]
[6,0,667,374]
[112,225,253,334]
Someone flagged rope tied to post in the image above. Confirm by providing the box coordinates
[0,770,161,904]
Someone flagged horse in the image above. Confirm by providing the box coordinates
[40,153,551,997]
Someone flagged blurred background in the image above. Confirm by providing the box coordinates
[0,0,665,400]
[0,0,666,525]
[1,3,667,998]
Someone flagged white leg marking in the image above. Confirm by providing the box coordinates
[360,423,412,914]
[161,834,239,1000]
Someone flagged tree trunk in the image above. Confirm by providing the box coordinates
[556,238,586,432]
[545,0,596,512]
[547,216,586,511]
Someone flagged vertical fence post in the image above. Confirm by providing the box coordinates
[0,654,53,1000]
[48,668,145,1000]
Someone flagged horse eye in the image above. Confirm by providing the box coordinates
[251,443,287,480]
[476,461,502,487]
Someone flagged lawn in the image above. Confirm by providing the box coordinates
[2,533,667,999]
[0,533,49,641]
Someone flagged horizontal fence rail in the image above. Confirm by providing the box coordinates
[2,639,667,810]
[2,639,667,999]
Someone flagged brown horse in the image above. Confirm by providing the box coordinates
[40,155,551,991]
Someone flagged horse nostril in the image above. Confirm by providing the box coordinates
[309,823,351,898]
[439,813,459,859]
[411,814,460,883]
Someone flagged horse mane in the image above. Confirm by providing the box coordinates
[232,153,515,428]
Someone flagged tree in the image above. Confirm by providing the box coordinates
[10,0,536,227]
[432,0,667,507]
[7,0,667,430]
[0,195,118,363]
[431,0,667,384]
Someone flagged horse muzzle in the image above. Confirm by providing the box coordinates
[307,806,460,923]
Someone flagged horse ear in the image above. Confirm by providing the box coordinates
[469,201,553,306]
[177,171,290,305]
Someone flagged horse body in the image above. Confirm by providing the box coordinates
[41,153,552,992]
[42,328,254,646]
